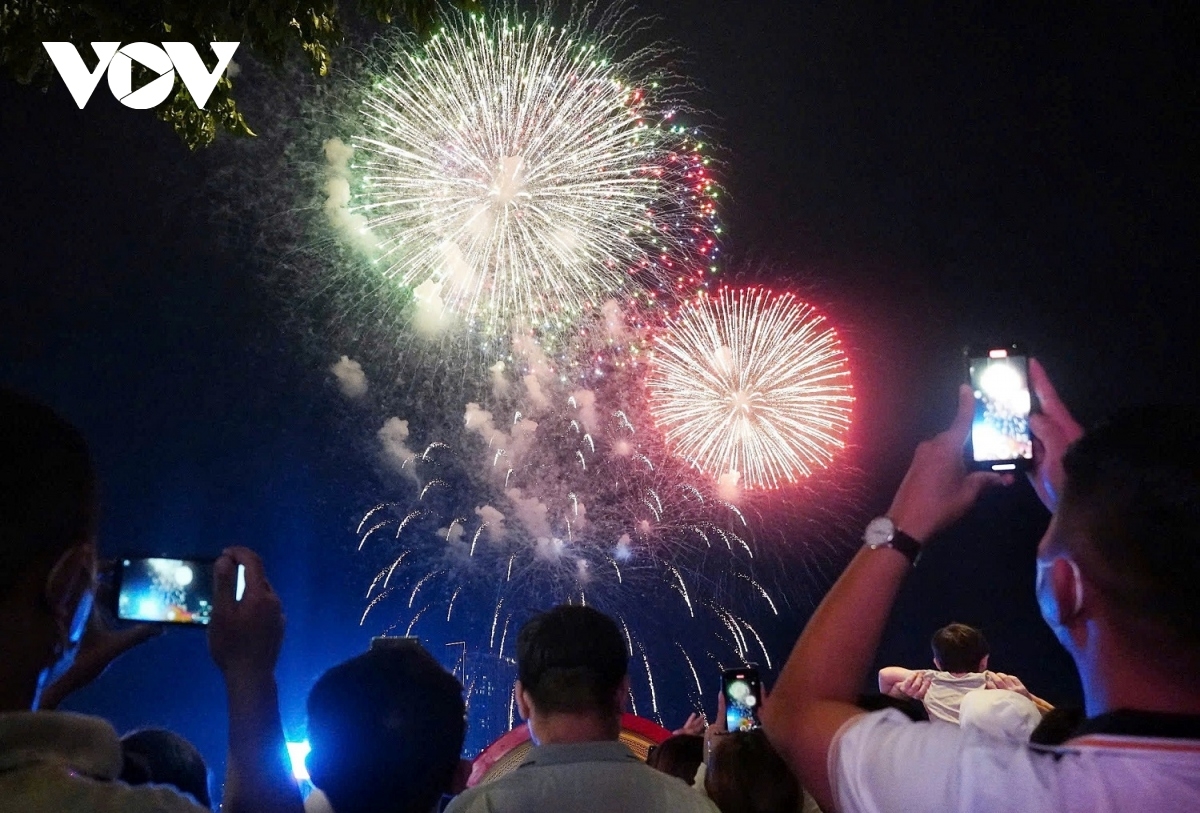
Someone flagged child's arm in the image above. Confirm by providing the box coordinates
[878,666,915,697]
[986,671,1055,714]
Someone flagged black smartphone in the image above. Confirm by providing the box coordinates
[370,635,424,651]
[965,344,1035,472]
[115,557,245,625]
[722,666,763,732]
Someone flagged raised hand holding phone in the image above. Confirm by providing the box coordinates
[207,547,283,677]
[1027,358,1084,512]
[206,546,302,813]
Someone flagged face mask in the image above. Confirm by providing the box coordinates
[1035,556,1082,647]
[34,557,95,707]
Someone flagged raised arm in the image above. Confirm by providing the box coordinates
[207,547,303,813]
[761,386,1008,811]
[877,666,914,697]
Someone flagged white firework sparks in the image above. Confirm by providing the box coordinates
[337,9,718,338]
[648,287,853,489]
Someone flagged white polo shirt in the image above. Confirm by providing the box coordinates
[831,708,1200,813]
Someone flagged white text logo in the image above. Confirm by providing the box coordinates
[42,41,240,110]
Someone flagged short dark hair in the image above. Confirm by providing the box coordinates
[0,388,96,600]
[120,728,211,808]
[646,734,703,785]
[306,644,466,813]
[704,729,799,813]
[517,605,628,716]
[1028,706,1085,746]
[931,623,989,673]
[1060,405,1200,652]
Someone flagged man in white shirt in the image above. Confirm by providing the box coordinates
[762,361,1200,813]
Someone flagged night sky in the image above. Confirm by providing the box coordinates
[2,0,1196,784]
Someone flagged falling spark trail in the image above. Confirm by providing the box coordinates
[732,614,773,668]
[365,568,387,599]
[357,503,396,534]
[638,642,660,721]
[394,510,424,539]
[490,600,504,649]
[405,605,428,636]
[446,586,462,621]
[409,571,440,608]
[421,442,449,460]
[360,587,396,625]
[677,644,704,702]
[420,480,447,500]
[738,574,779,615]
[382,550,410,589]
[615,411,634,433]
[469,524,487,556]
[668,566,694,617]
[357,520,392,551]
[497,615,512,659]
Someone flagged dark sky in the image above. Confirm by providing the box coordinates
[1,0,1196,782]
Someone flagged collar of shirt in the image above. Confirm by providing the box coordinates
[1071,709,1200,744]
[0,710,123,780]
[517,740,639,769]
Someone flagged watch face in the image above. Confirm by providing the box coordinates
[864,516,895,547]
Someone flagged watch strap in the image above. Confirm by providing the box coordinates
[889,530,922,565]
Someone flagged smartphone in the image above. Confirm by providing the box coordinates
[965,344,1034,472]
[115,557,245,625]
[722,666,763,732]
[370,635,424,652]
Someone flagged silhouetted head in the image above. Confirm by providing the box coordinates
[120,728,211,808]
[705,729,800,813]
[0,388,98,710]
[306,643,466,813]
[1042,405,1200,668]
[647,734,703,785]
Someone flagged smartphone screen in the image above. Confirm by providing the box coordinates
[722,667,763,732]
[116,557,245,625]
[967,347,1033,471]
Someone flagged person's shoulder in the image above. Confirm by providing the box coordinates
[444,777,508,813]
[1,764,210,813]
[624,761,719,811]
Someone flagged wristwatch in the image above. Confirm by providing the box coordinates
[863,517,922,565]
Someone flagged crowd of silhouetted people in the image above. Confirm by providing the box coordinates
[2,359,1198,813]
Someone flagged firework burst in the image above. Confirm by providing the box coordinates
[647,287,853,490]
[332,8,719,340]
